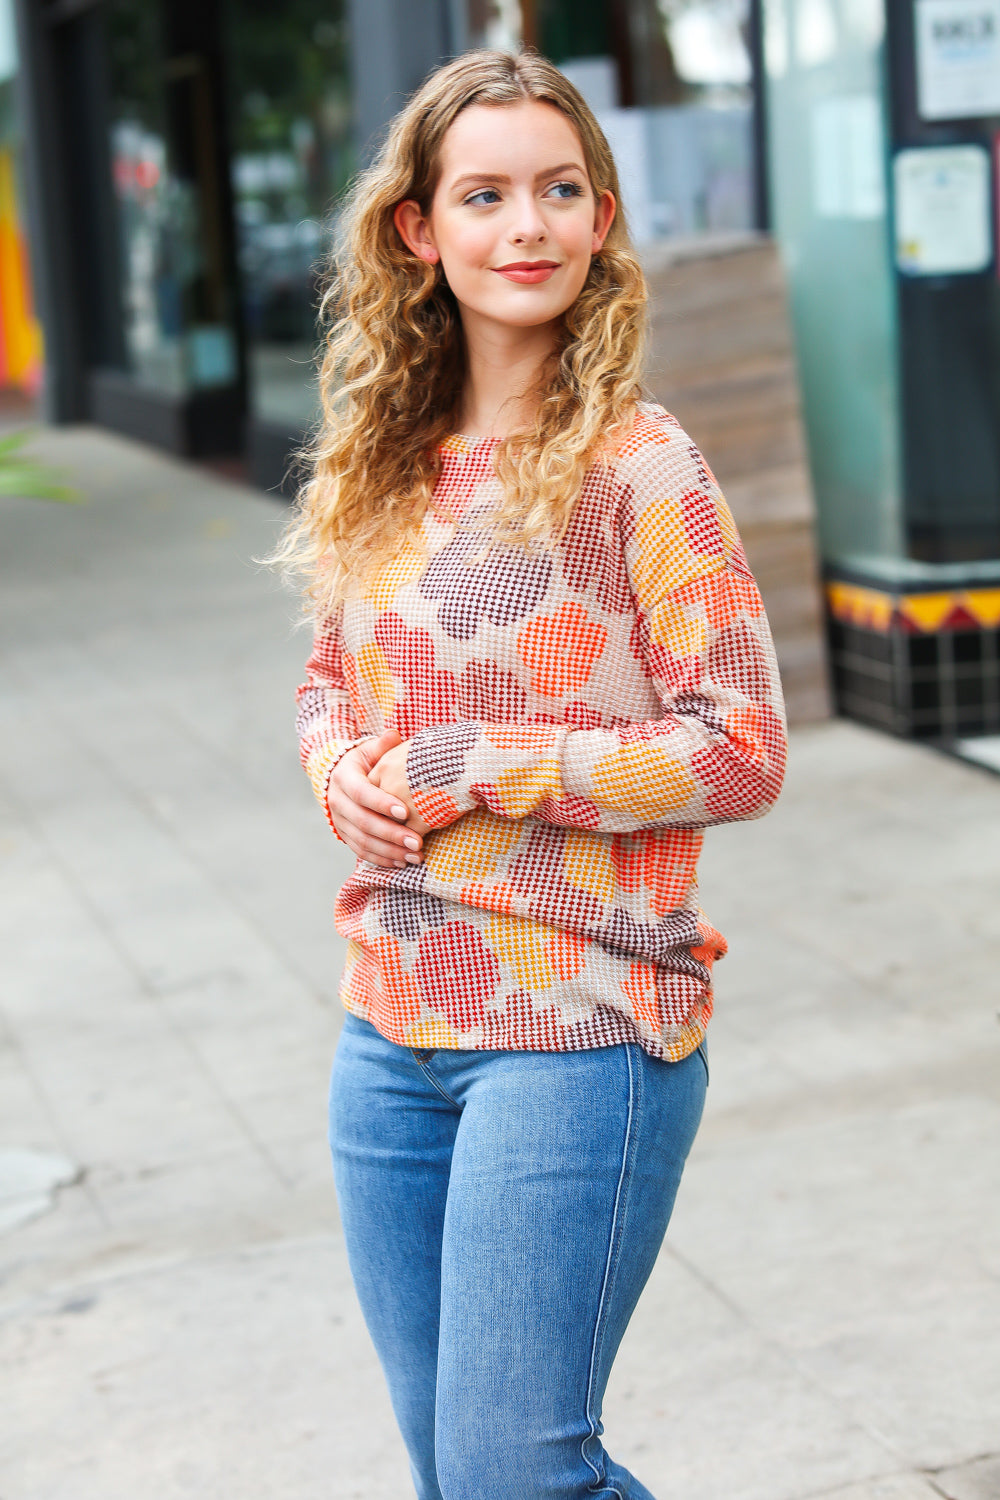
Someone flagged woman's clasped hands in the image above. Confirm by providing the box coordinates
[326,727,431,868]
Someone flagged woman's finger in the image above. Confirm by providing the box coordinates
[342,835,418,867]
[336,755,412,824]
[330,791,423,853]
[330,783,423,844]
[336,814,421,864]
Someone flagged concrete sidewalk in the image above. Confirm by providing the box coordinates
[1,427,998,1500]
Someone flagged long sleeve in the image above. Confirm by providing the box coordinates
[405,435,787,835]
[295,617,366,833]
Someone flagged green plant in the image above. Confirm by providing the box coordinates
[0,429,81,502]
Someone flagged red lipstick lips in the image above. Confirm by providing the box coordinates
[493,261,559,284]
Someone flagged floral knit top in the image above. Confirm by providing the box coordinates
[296,402,787,1061]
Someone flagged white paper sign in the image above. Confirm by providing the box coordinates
[894,145,992,274]
[916,0,1000,120]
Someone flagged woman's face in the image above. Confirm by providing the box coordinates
[395,101,615,337]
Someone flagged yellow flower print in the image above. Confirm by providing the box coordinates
[425,809,522,884]
[647,595,708,660]
[631,496,725,607]
[485,914,560,991]
[493,761,563,817]
[364,545,425,611]
[404,1010,464,1049]
[591,743,697,821]
[544,930,588,980]
[357,642,396,720]
[562,829,616,903]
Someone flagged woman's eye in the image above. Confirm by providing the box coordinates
[547,180,585,200]
[464,188,501,206]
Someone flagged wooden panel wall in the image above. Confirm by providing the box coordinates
[644,235,831,724]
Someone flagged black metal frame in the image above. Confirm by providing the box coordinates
[747,0,770,233]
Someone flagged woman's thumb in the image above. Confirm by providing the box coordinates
[365,726,402,762]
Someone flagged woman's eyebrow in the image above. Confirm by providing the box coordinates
[450,162,586,191]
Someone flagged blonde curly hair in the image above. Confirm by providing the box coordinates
[275,48,648,612]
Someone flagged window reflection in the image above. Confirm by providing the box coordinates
[536,0,756,242]
[106,1,239,397]
[225,0,354,428]
[660,0,753,87]
[107,2,187,392]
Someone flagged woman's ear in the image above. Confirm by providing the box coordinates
[394,200,440,264]
[591,190,616,254]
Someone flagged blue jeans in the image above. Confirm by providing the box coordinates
[329,1013,707,1500]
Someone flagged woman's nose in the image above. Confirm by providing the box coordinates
[508,192,547,244]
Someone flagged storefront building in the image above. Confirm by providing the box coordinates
[12,0,1000,746]
[14,0,763,483]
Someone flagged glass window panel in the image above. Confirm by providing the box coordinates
[763,0,903,567]
[106,0,198,394]
[224,0,354,428]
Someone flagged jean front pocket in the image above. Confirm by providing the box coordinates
[695,1039,709,1086]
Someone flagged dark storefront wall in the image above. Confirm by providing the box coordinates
[886,0,1000,568]
[17,0,469,490]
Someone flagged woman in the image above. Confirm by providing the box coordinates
[280,48,786,1500]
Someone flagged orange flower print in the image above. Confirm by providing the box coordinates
[620,961,662,1035]
[346,934,422,1042]
[459,880,518,916]
[516,601,607,698]
[691,917,727,967]
[544,930,588,980]
[342,939,379,1015]
[611,828,699,916]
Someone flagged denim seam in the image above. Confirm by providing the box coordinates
[412,1058,462,1109]
[580,1044,638,1499]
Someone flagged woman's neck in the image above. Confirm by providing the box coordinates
[455,312,558,439]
